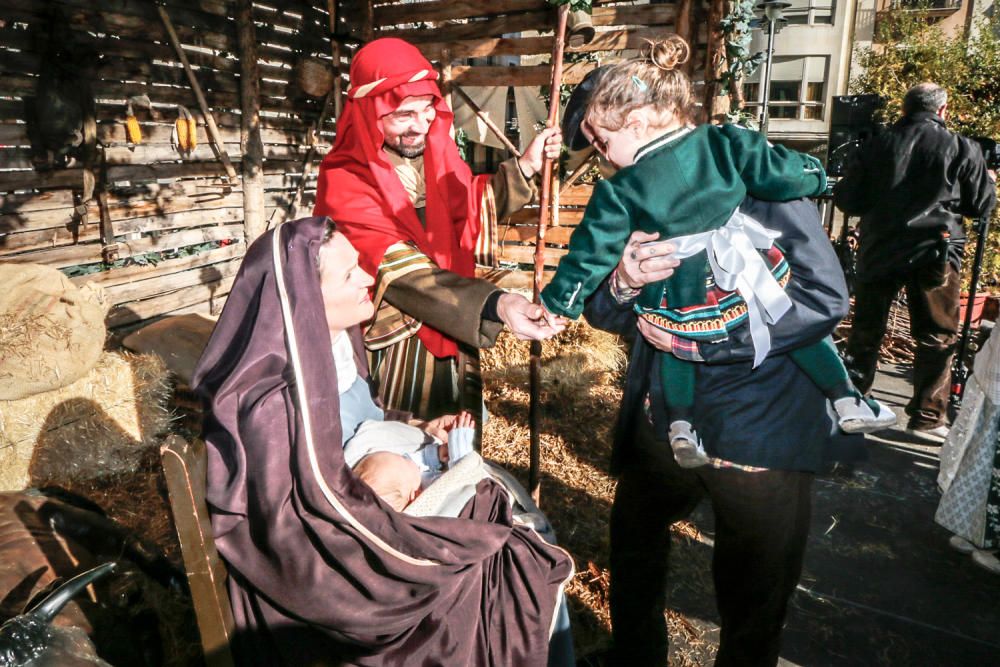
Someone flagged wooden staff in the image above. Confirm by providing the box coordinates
[452,84,522,158]
[529,4,570,505]
[157,5,238,183]
[560,147,597,195]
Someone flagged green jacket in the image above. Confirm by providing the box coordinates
[541,123,827,318]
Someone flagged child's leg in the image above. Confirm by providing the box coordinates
[788,337,897,434]
[659,354,709,468]
[659,352,695,422]
[786,337,856,400]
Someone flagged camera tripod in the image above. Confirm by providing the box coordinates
[949,212,993,417]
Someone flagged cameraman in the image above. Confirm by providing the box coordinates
[834,82,997,442]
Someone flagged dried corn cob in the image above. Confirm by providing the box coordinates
[186,117,197,149]
[175,116,189,152]
[125,102,142,144]
[176,106,196,153]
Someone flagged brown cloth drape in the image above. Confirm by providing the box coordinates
[192,216,573,666]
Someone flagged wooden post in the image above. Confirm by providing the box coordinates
[157,5,239,183]
[529,4,570,506]
[439,49,454,111]
[704,0,729,120]
[676,0,694,75]
[363,0,375,43]
[328,0,343,119]
[236,0,266,243]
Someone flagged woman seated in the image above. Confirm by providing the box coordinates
[193,216,574,666]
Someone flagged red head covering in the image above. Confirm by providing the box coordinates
[314,38,488,359]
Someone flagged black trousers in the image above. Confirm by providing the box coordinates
[609,419,813,666]
[844,264,960,429]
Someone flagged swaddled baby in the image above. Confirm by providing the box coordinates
[345,412,476,511]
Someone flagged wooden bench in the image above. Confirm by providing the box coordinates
[160,434,236,667]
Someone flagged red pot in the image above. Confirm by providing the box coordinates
[959,293,988,328]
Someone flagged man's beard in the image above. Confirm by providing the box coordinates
[384,135,426,159]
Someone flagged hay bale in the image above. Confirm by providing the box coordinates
[481,319,627,400]
[0,351,171,490]
[0,263,109,400]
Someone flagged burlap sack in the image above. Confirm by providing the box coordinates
[121,313,217,386]
[0,263,109,400]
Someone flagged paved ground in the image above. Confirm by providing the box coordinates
[664,363,1000,666]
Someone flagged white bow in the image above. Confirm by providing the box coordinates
[662,210,792,367]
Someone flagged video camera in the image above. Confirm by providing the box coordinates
[972,136,1000,171]
[826,95,885,178]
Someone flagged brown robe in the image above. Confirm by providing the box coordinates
[192,217,573,666]
[368,158,537,421]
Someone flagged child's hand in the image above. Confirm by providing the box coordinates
[422,411,476,442]
[453,411,475,431]
[537,303,567,336]
[432,411,476,463]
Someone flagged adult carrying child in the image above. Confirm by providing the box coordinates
[540,35,895,467]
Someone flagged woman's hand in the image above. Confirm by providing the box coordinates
[619,231,679,352]
[616,231,679,290]
[517,127,563,179]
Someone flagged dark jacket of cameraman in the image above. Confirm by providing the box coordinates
[833,111,995,281]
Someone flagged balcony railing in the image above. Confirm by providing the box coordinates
[875,0,963,41]
[889,0,961,11]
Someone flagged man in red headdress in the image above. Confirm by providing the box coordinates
[315,37,564,422]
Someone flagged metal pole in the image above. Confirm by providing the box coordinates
[760,18,776,137]
[950,215,992,414]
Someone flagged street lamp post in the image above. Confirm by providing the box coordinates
[756,1,790,137]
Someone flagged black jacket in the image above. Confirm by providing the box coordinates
[833,111,996,280]
[584,197,862,473]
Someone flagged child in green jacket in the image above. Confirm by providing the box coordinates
[540,36,895,467]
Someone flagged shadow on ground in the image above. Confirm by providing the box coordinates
[661,363,1000,666]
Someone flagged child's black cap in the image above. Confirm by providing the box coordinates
[561,65,612,151]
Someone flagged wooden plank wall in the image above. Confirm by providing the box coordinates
[0,0,721,325]
[0,0,350,329]
[372,0,714,287]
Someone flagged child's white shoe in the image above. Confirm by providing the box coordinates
[834,396,897,434]
[669,421,709,469]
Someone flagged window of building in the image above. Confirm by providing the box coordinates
[784,0,835,25]
[741,56,828,122]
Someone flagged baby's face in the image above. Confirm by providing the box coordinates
[361,452,421,511]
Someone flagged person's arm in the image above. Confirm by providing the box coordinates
[490,159,537,219]
[540,178,633,319]
[698,197,849,363]
[383,263,559,347]
[489,127,562,219]
[601,199,849,364]
[582,231,679,338]
[384,267,504,348]
[954,136,997,220]
[721,124,827,200]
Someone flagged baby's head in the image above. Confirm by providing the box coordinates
[583,35,693,168]
[354,451,421,512]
